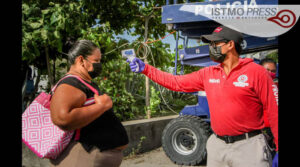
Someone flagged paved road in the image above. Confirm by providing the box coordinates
[120,147,206,167]
[22,142,206,167]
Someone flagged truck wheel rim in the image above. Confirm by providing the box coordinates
[172,128,198,155]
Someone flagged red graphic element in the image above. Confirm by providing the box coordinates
[268,9,296,28]
[214,27,223,33]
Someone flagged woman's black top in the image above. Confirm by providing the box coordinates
[56,76,129,152]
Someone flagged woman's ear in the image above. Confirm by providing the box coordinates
[75,55,85,66]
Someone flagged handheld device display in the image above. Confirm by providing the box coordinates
[121,49,139,72]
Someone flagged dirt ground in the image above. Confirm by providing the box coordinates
[120,147,206,167]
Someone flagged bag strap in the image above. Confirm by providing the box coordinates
[51,74,99,95]
[50,75,73,92]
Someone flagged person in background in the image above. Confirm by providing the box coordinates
[260,58,278,85]
[50,39,129,167]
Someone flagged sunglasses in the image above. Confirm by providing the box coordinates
[210,40,229,48]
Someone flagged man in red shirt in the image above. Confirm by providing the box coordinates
[127,26,278,167]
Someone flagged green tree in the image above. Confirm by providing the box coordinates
[22,0,97,104]
[22,0,181,120]
[83,0,175,119]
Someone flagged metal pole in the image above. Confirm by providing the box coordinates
[174,31,179,75]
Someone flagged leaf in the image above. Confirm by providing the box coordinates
[41,9,50,15]
[57,39,63,52]
[54,31,60,39]
[107,37,111,44]
[69,3,74,11]
[31,42,40,57]
[22,4,30,15]
[30,22,42,29]
[41,29,48,40]
[50,13,58,24]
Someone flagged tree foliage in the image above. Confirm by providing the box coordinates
[22,0,197,120]
[22,0,93,66]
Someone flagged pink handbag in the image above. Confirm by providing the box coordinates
[22,74,99,159]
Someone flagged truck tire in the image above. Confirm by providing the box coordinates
[162,115,212,166]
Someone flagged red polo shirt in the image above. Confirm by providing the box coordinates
[142,58,278,150]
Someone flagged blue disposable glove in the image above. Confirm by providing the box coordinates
[127,57,145,73]
[272,153,278,167]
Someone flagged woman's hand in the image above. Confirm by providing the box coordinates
[94,93,113,111]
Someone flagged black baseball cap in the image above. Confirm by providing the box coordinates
[200,26,243,44]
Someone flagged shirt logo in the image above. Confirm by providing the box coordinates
[209,78,220,83]
[233,75,249,87]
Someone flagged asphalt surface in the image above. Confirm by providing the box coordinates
[22,142,206,167]
[120,147,206,167]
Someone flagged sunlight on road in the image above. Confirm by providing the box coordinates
[120,147,206,167]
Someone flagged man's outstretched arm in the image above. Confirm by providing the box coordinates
[128,58,205,93]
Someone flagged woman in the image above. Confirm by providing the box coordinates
[50,40,129,167]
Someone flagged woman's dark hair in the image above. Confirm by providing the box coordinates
[67,40,98,65]
[260,58,276,66]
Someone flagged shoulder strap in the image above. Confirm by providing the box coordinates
[51,75,99,95]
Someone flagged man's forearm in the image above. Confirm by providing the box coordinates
[141,64,204,92]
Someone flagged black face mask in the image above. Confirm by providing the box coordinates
[209,44,227,63]
[85,59,102,79]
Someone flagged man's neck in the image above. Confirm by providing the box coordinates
[222,52,240,76]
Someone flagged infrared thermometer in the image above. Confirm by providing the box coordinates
[121,49,139,72]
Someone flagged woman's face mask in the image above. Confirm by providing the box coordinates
[85,59,102,79]
[268,71,276,80]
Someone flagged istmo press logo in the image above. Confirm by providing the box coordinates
[179,0,300,37]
